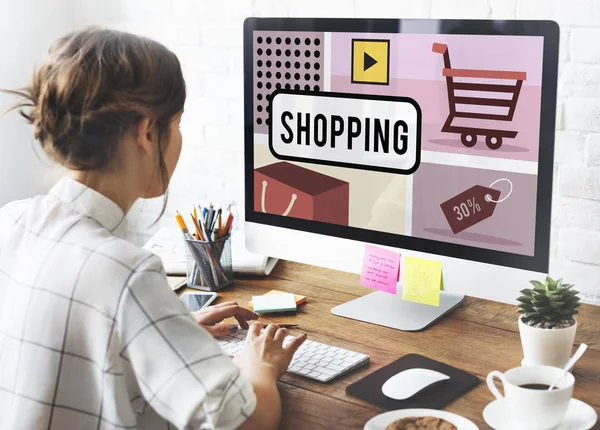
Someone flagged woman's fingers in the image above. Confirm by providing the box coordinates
[203,323,238,337]
[284,334,307,358]
[263,323,280,339]
[247,322,263,341]
[212,301,237,307]
[200,305,258,326]
[273,328,289,345]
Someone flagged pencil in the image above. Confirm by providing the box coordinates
[175,211,193,239]
[225,213,234,235]
[190,212,205,241]
[220,211,230,237]
[198,212,211,242]
[216,210,222,238]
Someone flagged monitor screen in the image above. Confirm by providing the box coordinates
[244,19,558,272]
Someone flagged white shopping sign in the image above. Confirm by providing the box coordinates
[268,91,422,174]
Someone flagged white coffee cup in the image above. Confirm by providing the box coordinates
[486,365,574,430]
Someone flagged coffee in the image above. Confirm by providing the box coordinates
[519,383,555,390]
[487,367,574,430]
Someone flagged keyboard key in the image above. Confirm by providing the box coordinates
[217,332,369,383]
[326,363,345,372]
[314,366,336,376]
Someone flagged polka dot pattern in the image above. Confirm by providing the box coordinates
[253,31,325,134]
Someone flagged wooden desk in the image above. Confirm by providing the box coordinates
[172,261,600,429]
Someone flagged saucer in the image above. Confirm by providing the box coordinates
[483,398,597,430]
[364,408,478,430]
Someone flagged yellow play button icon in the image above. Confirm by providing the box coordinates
[352,39,390,85]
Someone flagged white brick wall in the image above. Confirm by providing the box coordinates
[69,0,600,304]
[560,230,600,265]
[587,134,600,166]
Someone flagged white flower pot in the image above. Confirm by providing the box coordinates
[518,317,577,368]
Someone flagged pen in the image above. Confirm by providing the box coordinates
[206,207,215,234]
[214,209,222,235]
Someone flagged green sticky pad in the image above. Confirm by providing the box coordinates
[251,293,297,314]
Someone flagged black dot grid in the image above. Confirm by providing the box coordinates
[256,35,323,126]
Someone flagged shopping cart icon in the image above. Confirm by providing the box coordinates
[432,43,527,150]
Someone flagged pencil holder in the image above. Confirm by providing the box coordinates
[184,235,233,291]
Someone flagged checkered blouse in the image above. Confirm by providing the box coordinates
[0,177,256,430]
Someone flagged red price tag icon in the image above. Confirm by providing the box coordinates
[440,179,512,234]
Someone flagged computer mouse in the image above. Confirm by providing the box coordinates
[382,368,450,400]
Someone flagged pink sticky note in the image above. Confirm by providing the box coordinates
[360,244,400,294]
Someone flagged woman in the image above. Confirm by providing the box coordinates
[0,27,305,430]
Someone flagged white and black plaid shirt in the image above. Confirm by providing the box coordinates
[0,177,256,430]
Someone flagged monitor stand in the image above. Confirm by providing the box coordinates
[331,287,465,332]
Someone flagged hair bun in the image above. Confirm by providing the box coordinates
[4,27,186,171]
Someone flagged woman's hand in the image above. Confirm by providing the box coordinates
[234,322,307,381]
[192,301,258,337]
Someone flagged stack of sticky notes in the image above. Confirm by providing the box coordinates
[249,290,306,314]
[402,256,442,307]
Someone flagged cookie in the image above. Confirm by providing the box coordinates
[385,416,457,430]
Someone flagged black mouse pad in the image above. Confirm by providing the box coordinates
[346,354,479,410]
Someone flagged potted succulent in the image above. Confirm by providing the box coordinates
[517,276,581,368]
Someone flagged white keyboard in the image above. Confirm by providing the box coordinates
[217,329,370,382]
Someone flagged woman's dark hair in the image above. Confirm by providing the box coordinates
[4,27,186,218]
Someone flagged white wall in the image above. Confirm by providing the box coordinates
[1,0,599,305]
[0,0,75,205]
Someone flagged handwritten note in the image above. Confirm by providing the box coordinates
[360,244,400,294]
[402,256,442,306]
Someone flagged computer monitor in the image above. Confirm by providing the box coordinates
[243,18,559,331]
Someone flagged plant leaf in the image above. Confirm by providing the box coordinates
[517,296,533,305]
[519,304,535,313]
[549,301,566,309]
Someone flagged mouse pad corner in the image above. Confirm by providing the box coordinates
[345,353,480,410]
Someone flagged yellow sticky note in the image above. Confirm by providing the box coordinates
[401,256,442,307]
